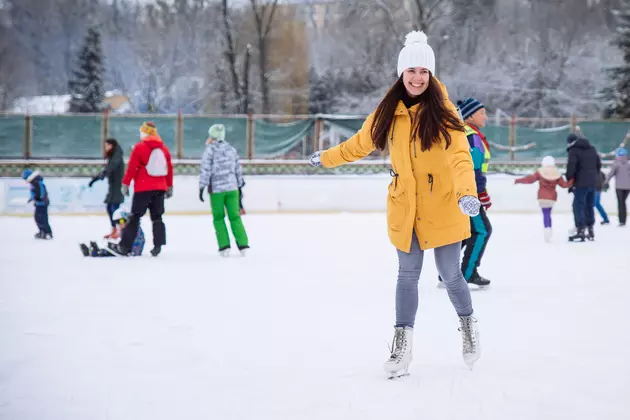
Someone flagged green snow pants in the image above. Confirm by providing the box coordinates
[210,190,249,250]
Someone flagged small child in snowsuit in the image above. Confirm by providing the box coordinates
[514,156,572,242]
[80,208,145,257]
[21,169,53,239]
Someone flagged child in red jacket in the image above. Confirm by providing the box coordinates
[514,156,572,242]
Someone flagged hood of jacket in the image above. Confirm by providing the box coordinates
[567,137,593,151]
[141,135,164,150]
[538,166,562,181]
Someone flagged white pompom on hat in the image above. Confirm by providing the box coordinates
[397,31,436,77]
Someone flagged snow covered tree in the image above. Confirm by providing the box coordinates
[604,0,630,117]
[68,26,105,113]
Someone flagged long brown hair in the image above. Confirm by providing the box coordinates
[370,74,464,152]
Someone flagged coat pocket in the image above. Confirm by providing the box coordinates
[387,181,407,232]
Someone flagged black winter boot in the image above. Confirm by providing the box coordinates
[569,228,586,242]
[586,225,595,241]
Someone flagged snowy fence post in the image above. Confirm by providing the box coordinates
[176,109,184,159]
[246,113,254,159]
[313,116,322,156]
[509,115,517,161]
[570,114,577,133]
[23,114,32,159]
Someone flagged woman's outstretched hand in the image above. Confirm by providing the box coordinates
[309,151,322,167]
[458,195,481,217]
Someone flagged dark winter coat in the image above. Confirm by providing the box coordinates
[102,145,125,204]
[566,138,601,189]
[28,175,50,206]
[596,171,606,192]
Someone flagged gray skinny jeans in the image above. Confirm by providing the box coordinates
[396,232,473,327]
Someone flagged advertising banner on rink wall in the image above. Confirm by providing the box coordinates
[0,174,621,215]
[0,177,132,214]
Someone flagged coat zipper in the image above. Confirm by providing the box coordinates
[408,110,417,158]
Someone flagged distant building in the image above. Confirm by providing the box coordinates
[11,91,132,114]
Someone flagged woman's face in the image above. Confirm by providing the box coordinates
[105,143,113,153]
[402,67,430,97]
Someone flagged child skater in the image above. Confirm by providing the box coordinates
[80,209,145,257]
[21,169,53,239]
[514,156,572,242]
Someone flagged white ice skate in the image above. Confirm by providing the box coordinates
[384,326,413,379]
[459,313,480,369]
[219,248,230,257]
[544,227,553,243]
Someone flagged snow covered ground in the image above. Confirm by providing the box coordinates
[1,213,629,420]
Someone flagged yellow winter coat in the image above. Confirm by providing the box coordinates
[320,82,477,253]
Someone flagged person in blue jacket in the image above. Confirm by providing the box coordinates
[80,209,145,257]
[22,169,53,239]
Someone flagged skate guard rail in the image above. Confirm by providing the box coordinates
[0,158,615,178]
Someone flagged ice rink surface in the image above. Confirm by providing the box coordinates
[1,212,629,420]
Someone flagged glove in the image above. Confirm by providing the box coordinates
[199,187,205,202]
[309,151,322,167]
[88,177,98,188]
[568,186,575,194]
[603,183,610,192]
[166,187,173,199]
[121,185,130,196]
[458,195,481,217]
[478,191,492,209]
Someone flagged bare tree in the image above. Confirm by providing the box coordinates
[249,0,279,115]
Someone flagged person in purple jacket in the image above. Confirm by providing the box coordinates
[605,147,630,227]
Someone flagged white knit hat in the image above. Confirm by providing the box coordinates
[541,156,556,167]
[397,31,435,77]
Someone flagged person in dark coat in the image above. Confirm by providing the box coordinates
[88,138,125,238]
[565,133,601,241]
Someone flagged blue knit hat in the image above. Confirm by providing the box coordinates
[21,169,33,180]
[457,98,484,121]
[617,147,628,157]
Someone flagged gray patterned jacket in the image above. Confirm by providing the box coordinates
[199,141,244,193]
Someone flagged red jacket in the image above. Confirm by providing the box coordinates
[515,167,571,201]
[122,136,173,192]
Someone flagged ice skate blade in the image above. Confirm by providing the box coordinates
[384,362,409,380]
[464,359,478,370]
[387,372,410,380]
[468,283,490,291]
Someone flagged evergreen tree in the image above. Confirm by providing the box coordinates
[308,68,338,114]
[68,27,105,113]
[604,0,630,118]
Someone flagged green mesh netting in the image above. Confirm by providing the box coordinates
[108,116,176,157]
[182,117,248,158]
[32,115,102,158]
[254,119,314,157]
[0,116,25,157]
[1,115,628,160]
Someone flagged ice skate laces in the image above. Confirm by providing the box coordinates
[458,316,477,354]
[388,328,408,363]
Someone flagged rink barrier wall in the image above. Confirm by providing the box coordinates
[0,174,622,216]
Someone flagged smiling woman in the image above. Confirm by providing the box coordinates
[309,31,482,380]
